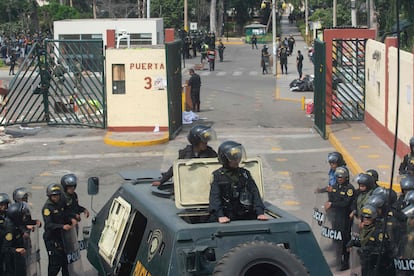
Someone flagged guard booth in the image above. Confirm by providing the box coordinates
[244,23,267,44]
[105,38,182,139]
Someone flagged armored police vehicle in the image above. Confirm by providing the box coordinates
[86,158,332,275]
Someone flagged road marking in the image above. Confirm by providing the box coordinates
[232,71,242,76]
[217,72,226,76]
[1,152,164,162]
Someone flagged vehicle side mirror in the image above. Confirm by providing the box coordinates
[88,177,99,195]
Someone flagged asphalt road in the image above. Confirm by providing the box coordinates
[0,40,336,274]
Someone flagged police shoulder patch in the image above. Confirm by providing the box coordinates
[347,189,354,197]
[43,208,51,216]
[5,233,13,241]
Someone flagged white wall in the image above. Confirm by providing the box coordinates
[106,48,169,129]
[54,18,164,46]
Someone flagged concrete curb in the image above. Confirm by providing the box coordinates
[103,131,170,147]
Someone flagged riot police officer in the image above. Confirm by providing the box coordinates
[0,193,10,274]
[350,173,375,220]
[347,204,395,276]
[208,141,268,223]
[13,187,30,203]
[399,136,414,175]
[61,174,89,222]
[315,151,347,193]
[152,125,218,186]
[396,174,414,211]
[1,202,37,275]
[42,183,77,276]
[365,169,380,189]
[324,166,355,271]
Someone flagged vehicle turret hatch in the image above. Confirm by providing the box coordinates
[173,157,264,209]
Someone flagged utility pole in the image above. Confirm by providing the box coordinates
[333,0,337,27]
[272,0,277,75]
[305,0,308,44]
[184,0,188,31]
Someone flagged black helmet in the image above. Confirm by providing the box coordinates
[46,183,62,197]
[0,193,10,205]
[187,125,216,146]
[334,166,349,180]
[218,141,246,166]
[361,204,378,219]
[61,173,77,189]
[356,173,374,190]
[371,187,397,205]
[405,190,414,206]
[327,152,345,166]
[366,195,386,208]
[7,202,32,225]
[410,136,414,147]
[366,169,379,183]
[400,174,414,191]
[13,187,31,202]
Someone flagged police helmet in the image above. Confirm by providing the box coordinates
[371,186,397,205]
[46,183,62,197]
[13,187,31,202]
[327,152,345,165]
[334,166,349,180]
[187,125,217,146]
[400,174,414,191]
[0,193,10,205]
[410,136,414,147]
[61,173,77,189]
[218,141,246,166]
[366,195,386,209]
[366,169,379,183]
[7,202,32,225]
[356,173,374,190]
[361,204,378,219]
[405,190,414,206]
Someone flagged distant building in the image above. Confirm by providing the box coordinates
[36,0,49,7]
[53,18,164,47]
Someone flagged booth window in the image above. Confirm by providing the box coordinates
[112,64,125,94]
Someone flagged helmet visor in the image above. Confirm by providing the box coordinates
[199,128,217,143]
[223,144,246,163]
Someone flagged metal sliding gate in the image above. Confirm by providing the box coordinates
[0,39,105,128]
[165,40,183,139]
[331,39,366,121]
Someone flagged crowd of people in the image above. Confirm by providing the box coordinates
[0,174,89,275]
[314,137,414,274]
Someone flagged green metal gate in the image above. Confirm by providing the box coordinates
[165,40,183,139]
[313,39,327,139]
[0,40,105,128]
[332,39,366,121]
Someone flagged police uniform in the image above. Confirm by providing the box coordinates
[328,180,355,270]
[63,192,86,219]
[42,198,73,276]
[158,145,217,185]
[209,167,265,222]
[1,217,26,275]
[357,219,395,276]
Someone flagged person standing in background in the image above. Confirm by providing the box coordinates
[296,50,304,79]
[188,69,201,112]
[218,39,225,62]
